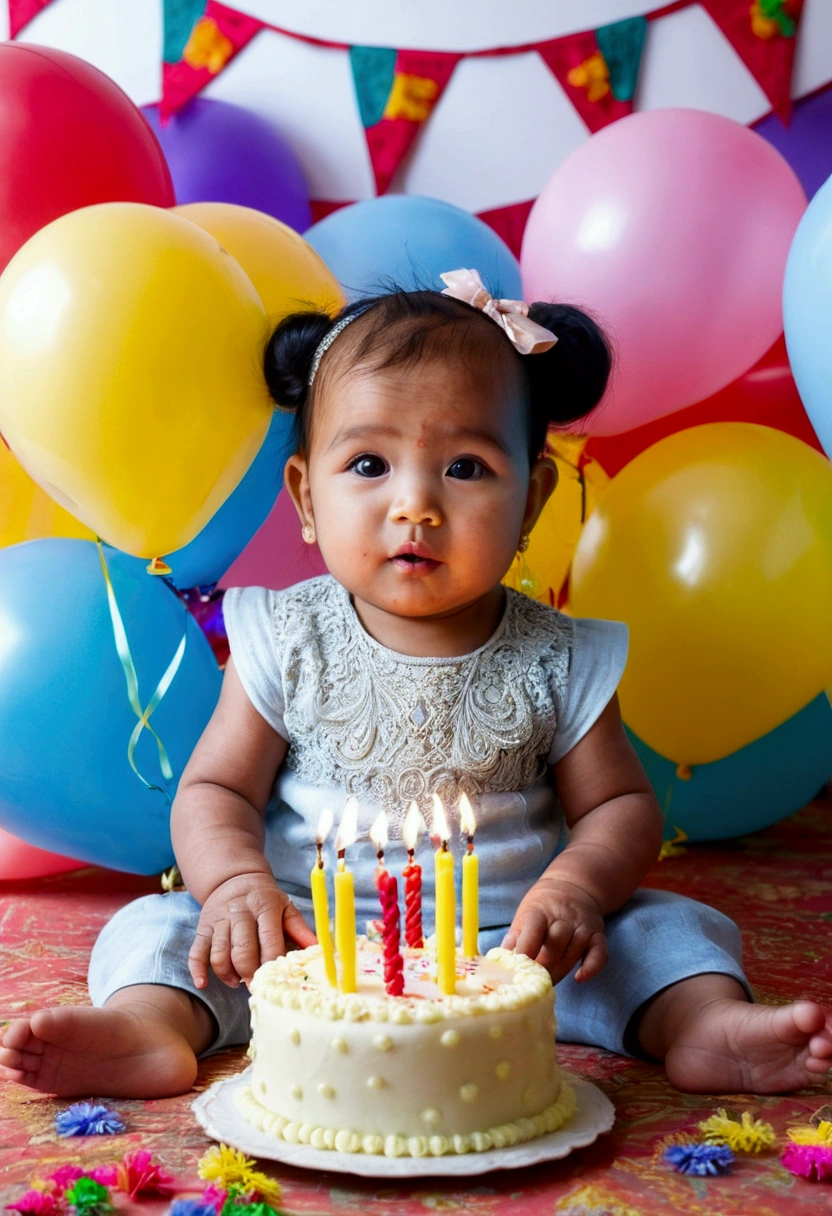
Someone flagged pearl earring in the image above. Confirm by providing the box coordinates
[302,524,316,544]
[517,533,530,554]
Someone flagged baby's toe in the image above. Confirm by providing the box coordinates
[791,1001,828,1038]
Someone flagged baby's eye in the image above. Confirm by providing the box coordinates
[446,457,485,481]
[349,453,388,478]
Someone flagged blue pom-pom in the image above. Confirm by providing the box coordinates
[54,1102,125,1137]
[663,1143,735,1176]
[167,1200,219,1216]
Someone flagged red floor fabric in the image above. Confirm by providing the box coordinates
[1,798,831,1213]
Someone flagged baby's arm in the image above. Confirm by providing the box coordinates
[171,658,315,990]
[503,693,663,983]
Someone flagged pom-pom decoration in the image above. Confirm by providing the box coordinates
[699,1108,777,1153]
[788,1119,832,1145]
[114,1151,175,1201]
[781,1142,832,1181]
[197,1146,281,1206]
[663,1143,735,1175]
[54,1103,125,1137]
[5,1190,60,1216]
[62,1179,114,1216]
[167,1200,221,1216]
[46,1166,118,1192]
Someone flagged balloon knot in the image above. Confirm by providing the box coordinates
[146,558,173,577]
[675,763,693,781]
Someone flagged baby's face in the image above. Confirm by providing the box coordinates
[290,354,538,623]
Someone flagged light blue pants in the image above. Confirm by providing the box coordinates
[88,887,750,1059]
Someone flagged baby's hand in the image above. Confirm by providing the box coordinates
[188,872,316,990]
[502,877,608,984]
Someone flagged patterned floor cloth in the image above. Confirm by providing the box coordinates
[1,799,831,1215]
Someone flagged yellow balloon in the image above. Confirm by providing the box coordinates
[0,438,94,546]
[174,202,344,322]
[571,423,832,765]
[503,435,609,604]
[0,202,271,559]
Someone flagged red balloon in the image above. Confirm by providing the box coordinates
[0,825,83,881]
[585,336,823,478]
[0,44,173,274]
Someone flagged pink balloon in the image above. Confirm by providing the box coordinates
[521,109,807,437]
[219,489,327,590]
[0,825,83,881]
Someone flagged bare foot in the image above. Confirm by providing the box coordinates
[0,1005,198,1098]
[665,998,832,1094]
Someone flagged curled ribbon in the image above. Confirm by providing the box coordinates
[96,540,187,802]
[439,268,558,355]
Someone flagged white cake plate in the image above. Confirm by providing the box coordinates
[192,1066,615,1178]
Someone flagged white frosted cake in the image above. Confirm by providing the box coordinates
[235,939,576,1157]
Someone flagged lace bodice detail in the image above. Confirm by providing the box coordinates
[270,577,572,827]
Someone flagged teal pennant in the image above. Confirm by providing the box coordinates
[595,15,648,103]
[163,0,208,64]
[349,45,398,128]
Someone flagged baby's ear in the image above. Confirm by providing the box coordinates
[284,453,313,530]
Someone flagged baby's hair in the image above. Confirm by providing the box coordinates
[263,285,612,462]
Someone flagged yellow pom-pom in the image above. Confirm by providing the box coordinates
[699,1109,777,1154]
[197,1143,282,1203]
[788,1120,832,1146]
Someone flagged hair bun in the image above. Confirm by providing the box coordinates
[263,311,334,409]
[525,302,612,429]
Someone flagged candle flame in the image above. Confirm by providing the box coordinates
[431,792,450,844]
[458,792,476,838]
[335,797,359,853]
[316,807,334,846]
[369,810,388,852]
[402,801,423,851]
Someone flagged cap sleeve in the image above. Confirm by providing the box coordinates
[547,617,629,765]
[222,586,287,738]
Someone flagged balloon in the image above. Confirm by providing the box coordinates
[174,203,344,325]
[0,540,221,873]
[0,826,83,881]
[502,435,609,605]
[0,202,271,560]
[0,44,173,275]
[755,88,832,202]
[306,195,522,301]
[585,335,823,479]
[126,204,344,588]
[0,436,95,548]
[571,423,832,765]
[522,110,806,437]
[784,173,832,460]
[627,691,832,843]
[219,488,328,591]
[143,99,311,233]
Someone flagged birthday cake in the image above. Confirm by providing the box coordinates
[234,938,576,1157]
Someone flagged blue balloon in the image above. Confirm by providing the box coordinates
[627,692,832,842]
[306,195,522,301]
[147,409,293,590]
[0,540,222,872]
[784,172,832,458]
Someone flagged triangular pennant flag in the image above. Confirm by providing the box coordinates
[163,0,208,64]
[595,15,648,102]
[162,0,264,119]
[350,46,399,128]
[537,29,633,135]
[363,49,462,194]
[477,199,536,260]
[8,0,56,38]
[700,0,803,121]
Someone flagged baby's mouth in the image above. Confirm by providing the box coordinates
[390,547,442,575]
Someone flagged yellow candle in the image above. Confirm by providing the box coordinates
[334,860,357,993]
[432,794,456,995]
[310,858,337,987]
[459,793,479,958]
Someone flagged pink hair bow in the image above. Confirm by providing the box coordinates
[439,268,557,356]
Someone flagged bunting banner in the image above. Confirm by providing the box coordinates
[7,0,56,38]
[700,0,803,121]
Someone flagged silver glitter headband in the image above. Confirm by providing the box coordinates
[307,312,363,388]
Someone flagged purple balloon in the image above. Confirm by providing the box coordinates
[754,88,832,201]
[142,97,311,232]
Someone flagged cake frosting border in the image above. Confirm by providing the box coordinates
[234,1076,577,1157]
[249,943,553,1023]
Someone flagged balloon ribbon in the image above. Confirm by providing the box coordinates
[96,540,187,801]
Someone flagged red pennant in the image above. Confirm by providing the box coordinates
[8,0,56,38]
[161,0,264,119]
[477,199,535,260]
[700,0,803,122]
[537,29,632,135]
[363,50,461,194]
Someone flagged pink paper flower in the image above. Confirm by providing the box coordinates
[5,1190,61,1216]
[47,1165,118,1193]
[114,1151,175,1201]
[781,1142,832,1181]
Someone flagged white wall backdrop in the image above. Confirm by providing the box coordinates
[4,0,831,211]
